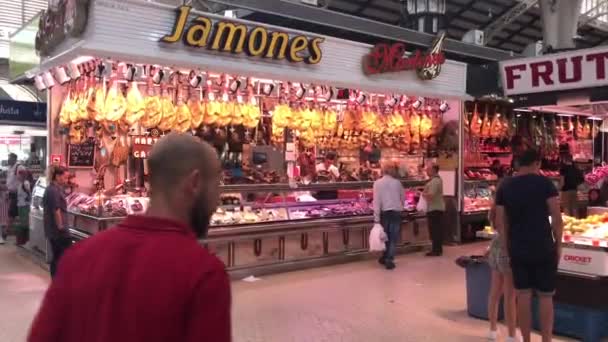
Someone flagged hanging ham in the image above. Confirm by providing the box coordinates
[124,82,146,126]
[104,80,127,123]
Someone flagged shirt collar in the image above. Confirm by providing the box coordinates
[119,215,195,237]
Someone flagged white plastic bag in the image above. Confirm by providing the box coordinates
[369,223,387,252]
[416,196,428,213]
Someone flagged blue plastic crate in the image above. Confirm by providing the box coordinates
[532,297,608,342]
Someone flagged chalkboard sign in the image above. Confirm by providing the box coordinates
[68,142,96,168]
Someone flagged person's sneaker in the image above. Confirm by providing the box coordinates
[378,257,386,265]
[487,330,498,340]
[0,236,5,245]
[385,262,396,270]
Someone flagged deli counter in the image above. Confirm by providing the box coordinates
[28,178,432,276]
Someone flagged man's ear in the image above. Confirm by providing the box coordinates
[185,169,202,194]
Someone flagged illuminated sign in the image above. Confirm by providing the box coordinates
[363,32,446,80]
[161,6,324,65]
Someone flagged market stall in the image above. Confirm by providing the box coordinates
[463,47,608,341]
[458,99,592,241]
[25,0,468,274]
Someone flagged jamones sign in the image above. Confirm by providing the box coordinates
[500,47,608,96]
[161,6,324,65]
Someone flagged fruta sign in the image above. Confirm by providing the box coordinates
[160,6,324,64]
[500,46,608,96]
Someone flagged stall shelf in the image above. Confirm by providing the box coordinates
[26,0,469,275]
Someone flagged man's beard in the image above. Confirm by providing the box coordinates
[190,193,214,239]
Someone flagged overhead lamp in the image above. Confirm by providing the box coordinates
[320,86,334,102]
[43,71,56,88]
[67,62,81,80]
[95,60,112,78]
[228,76,241,94]
[188,70,206,88]
[261,83,275,96]
[439,101,450,113]
[295,83,307,100]
[34,75,47,91]
[356,91,367,105]
[385,95,399,107]
[124,64,143,82]
[55,67,71,85]
[412,97,424,109]
[152,67,167,84]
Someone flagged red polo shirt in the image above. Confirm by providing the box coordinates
[28,216,231,342]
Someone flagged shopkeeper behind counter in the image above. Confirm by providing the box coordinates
[316,152,340,179]
[315,152,339,200]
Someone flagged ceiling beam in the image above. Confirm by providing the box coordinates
[444,0,476,26]
[449,23,538,44]
[492,15,539,47]
[207,0,516,61]
[483,0,539,44]
[446,4,541,32]
[354,0,375,15]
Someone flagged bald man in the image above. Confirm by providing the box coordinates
[28,134,231,342]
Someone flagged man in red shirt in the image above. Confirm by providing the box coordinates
[28,134,231,342]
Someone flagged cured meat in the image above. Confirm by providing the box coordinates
[490,110,502,138]
[124,82,145,126]
[567,117,574,132]
[68,122,86,144]
[189,93,204,130]
[205,96,220,125]
[420,110,433,139]
[584,120,592,139]
[410,110,421,146]
[174,88,192,133]
[104,80,127,122]
[59,88,76,127]
[88,81,107,122]
[322,108,338,135]
[158,89,176,131]
[500,113,509,137]
[142,85,162,129]
[431,109,442,136]
[470,104,481,137]
[480,106,491,138]
[575,117,585,138]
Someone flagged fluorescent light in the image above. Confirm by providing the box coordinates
[588,116,604,121]
[556,113,574,117]
[514,108,532,112]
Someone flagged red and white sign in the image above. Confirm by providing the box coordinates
[559,246,608,276]
[500,46,608,96]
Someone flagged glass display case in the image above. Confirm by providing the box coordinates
[59,180,427,235]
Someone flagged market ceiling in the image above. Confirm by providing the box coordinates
[188,0,608,64]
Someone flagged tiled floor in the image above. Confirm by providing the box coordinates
[0,242,576,342]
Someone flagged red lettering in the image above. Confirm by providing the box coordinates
[362,42,445,76]
[564,255,592,264]
[556,56,582,84]
[504,64,527,89]
[530,61,554,87]
[586,52,608,80]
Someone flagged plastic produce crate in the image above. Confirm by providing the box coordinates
[532,297,608,342]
